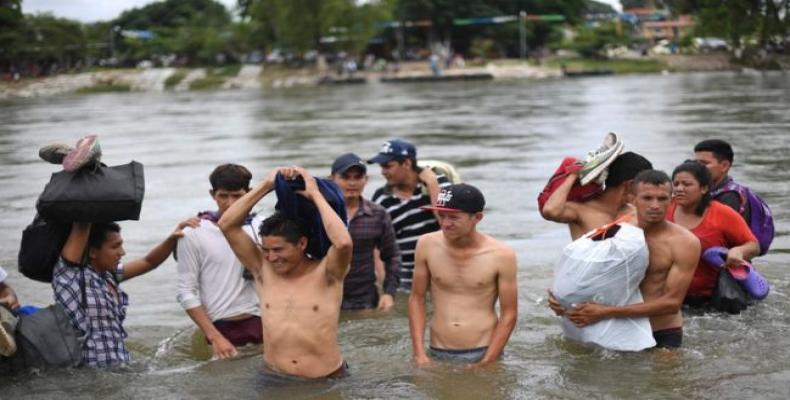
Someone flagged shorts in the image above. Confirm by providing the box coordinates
[653,327,683,349]
[428,346,489,363]
[260,361,350,384]
[212,315,263,347]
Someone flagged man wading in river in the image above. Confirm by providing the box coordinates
[219,166,352,380]
[409,184,518,366]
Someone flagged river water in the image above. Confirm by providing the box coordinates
[1,71,789,399]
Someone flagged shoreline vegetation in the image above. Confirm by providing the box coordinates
[1,54,787,99]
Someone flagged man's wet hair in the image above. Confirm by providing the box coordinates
[605,151,653,188]
[632,169,672,192]
[88,222,121,250]
[694,139,734,164]
[259,211,310,245]
[672,161,712,216]
[209,163,252,191]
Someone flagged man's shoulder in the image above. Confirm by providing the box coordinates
[417,231,443,246]
[371,186,389,201]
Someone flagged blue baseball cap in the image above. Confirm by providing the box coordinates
[331,153,367,175]
[367,139,417,164]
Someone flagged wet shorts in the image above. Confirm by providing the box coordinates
[260,361,350,384]
[428,346,489,363]
[653,327,683,349]
[212,315,263,347]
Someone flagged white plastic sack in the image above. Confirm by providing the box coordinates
[552,223,656,351]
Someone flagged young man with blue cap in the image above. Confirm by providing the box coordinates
[331,153,401,311]
[408,183,518,366]
[368,139,451,290]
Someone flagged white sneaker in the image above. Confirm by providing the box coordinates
[579,132,624,186]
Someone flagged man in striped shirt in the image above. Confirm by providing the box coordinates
[368,139,450,290]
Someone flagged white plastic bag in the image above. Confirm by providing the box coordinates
[552,223,656,351]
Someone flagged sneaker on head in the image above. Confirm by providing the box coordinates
[39,143,74,165]
[63,135,102,172]
[579,133,624,186]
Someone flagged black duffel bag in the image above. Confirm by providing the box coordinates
[36,161,145,223]
[13,304,85,368]
[18,214,70,282]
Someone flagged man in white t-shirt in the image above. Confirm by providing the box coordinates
[177,164,262,359]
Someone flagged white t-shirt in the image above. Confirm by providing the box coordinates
[0,266,7,283]
[176,218,260,321]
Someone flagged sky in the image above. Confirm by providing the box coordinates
[22,0,623,23]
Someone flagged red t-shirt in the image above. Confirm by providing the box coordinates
[667,201,757,298]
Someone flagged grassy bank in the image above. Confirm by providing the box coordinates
[188,65,242,90]
[76,82,133,94]
[543,57,669,74]
[164,69,188,89]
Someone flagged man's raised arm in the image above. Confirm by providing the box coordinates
[289,167,352,281]
[218,170,276,273]
[541,172,581,223]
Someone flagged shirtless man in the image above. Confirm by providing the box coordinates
[218,166,352,379]
[553,170,701,348]
[409,184,518,365]
[541,152,653,240]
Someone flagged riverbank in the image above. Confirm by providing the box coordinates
[1,54,784,99]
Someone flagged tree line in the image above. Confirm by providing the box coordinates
[1,0,788,76]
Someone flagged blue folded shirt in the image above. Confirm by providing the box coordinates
[274,174,347,259]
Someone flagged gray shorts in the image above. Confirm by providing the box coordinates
[259,361,350,385]
[428,346,489,363]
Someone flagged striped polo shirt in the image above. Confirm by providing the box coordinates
[372,174,450,289]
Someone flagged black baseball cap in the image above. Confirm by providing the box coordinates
[367,139,417,164]
[421,183,485,213]
[331,153,367,175]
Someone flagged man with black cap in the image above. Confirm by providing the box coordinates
[408,184,518,366]
[368,139,450,291]
[331,153,401,311]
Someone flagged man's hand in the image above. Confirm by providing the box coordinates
[566,302,609,327]
[547,289,565,317]
[278,166,319,201]
[417,166,437,186]
[172,217,201,239]
[209,334,239,360]
[377,294,394,311]
[414,353,431,367]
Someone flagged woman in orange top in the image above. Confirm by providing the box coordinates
[666,161,759,302]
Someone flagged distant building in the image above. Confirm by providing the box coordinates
[642,15,695,41]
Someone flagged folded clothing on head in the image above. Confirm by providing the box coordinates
[274,175,347,259]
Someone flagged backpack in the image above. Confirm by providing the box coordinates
[18,214,71,282]
[710,178,774,255]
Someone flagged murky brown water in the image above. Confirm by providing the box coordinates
[1,71,789,399]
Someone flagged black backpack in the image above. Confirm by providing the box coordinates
[18,214,70,283]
